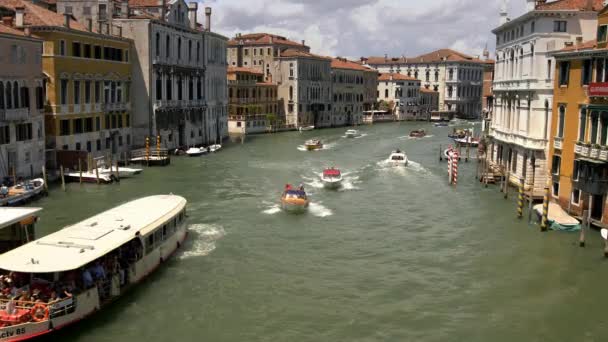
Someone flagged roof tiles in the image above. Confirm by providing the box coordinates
[378,73,418,82]
[535,0,604,11]
[0,0,88,32]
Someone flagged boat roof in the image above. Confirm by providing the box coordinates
[0,195,186,274]
[0,208,42,229]
[323,169,341,176]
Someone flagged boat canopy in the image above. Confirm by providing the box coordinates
[285,190,306,196]
[0,195,186,274]
[323,169,341,177]
[0,208,42,229]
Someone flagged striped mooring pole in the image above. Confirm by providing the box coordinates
[448,150,453,184]
[145,136,150,164]
[540,184,550,232]
[156,135,161,156]
[452,152,459,186]
[517,179,524,219]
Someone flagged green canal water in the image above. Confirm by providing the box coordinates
[31,122,608,341]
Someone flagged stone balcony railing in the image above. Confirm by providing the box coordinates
[103,102,131,111]
[0,108,30,121]
[575,141,608,161]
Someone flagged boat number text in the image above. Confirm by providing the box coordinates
[1,328,26,339]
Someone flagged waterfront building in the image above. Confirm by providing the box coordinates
[270,49,332,128]
[330,57,378,126]
[227,67,278,135]
[0,23,45,180]
[490,0,602,195]
[420,87,439,120]
[377,73,421,121]
[364,49,485,119]
[58,0,228,148]
[548,4,608,225]
[1,0,133,169]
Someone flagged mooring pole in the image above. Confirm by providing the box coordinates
[60,165,66,192]
[580,210,588,247]
[540,184,550,232]
[517,179,524,219]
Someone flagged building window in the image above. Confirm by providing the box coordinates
[599,25,608,43]
[83,44,91,58]
[177,38,182,60]
[155,33,160,57]
[166,35,171,58]
[552,182,559,197]
[166,76,172,100]
[60,79,68,105]
[571,189,581,205]
[96,139,101,151]
[59,40,66,56]
[596,58,607,82]
[554,20,567,33]
[558,61,569,86]
[15,123,32,141]
[579,108,587,141]
[557,105,565,138]
[60,119,70,135]
[531,21,535,33]
[72,42,81,57]
[591,111,599,143]
[73,81,81,105]
[551,155,561,175]
[156,76,162,100]
[582,59,592,85]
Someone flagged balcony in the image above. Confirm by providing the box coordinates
[553,137,563,150]
[0,108,30,121]
[576,159,608,195]
[103,103,131,111]
[575,142,590,157]
[588,82,608,97]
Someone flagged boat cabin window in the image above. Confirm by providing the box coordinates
[146,234,154,254]
[392,155,404,161]
[162,225,168,240]
[0,221,35,254]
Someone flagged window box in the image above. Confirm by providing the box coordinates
[600,147,608,161]
[580,145,590,157]
[591,147,601,159]
[575,142,583,154]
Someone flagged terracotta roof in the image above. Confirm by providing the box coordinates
[366,48,488,65]
[279,48,331,61]
[227,66,264,75]
[559,39,598,51]
[0,0,88,32]
[420,87,438,93]
[331,58,375,72]
[228,33,308,49]
[378,73,418,82]
[0,23,27,36]
[128,0,164,7]
[535,0,604,11]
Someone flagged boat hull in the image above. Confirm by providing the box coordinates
[322,178,342,189]
[0,218,189,341]
[281,199,309,213]
[305,144,322,151]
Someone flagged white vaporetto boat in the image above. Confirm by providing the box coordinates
[388,150,408,166]
[0,195,188,341]
[345,129,360,138]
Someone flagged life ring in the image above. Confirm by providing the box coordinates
[30,304,49,322]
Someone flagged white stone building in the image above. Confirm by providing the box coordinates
[330,57,378,126]
[271,49,332,128]
[364,49,485,119]
[203,25,228,143]
[0,25,45,181]
[490,0,601,193]
[377,73,421,121]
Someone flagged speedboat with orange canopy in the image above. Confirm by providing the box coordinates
[321,168,342,189]
[281,185,309,213]
[304,139,323,151]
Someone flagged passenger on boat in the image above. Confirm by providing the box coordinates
[82,268,94,289]
[0,185,7,198]
[298,184,304,191]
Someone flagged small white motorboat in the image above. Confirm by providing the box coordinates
[388,150,408,166]
[0,178,46,206]
[299,125,315,132]
[208,144,222,153]
[99,166,143,178]
[453,136,479,147]
[186,147,207,157]
[321,168,343,189]
[65,171,114,184]
[345,129,360,138]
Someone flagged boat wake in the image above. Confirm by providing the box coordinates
[309,202,333,217]
[355,133,368,139]
[262,203,282,215]
[180,223,226,260]
[340,174,361,191]
[302,174,324,189]
[400,135,435,140]
[297,142,336,152]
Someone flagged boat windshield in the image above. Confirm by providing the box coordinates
[285,190,307,199]
[391,155,405,161]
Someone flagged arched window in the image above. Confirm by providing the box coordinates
[166,76,172,100]
[188,40,192,61]
[425,71,430,82]
[0,82,4,109]
[448,69,453,80]
[434,71,439,82]
[166,35,170,58]
[155,33,160,57]
[177,76,183,100]
[385,89,389,98]
[13,81,19,108]
[289,86,293,101]
[196,42,200,62]
[5,82,12,109]
[448,86,453,98]
[557,105,566,138]
[178,38,182,60]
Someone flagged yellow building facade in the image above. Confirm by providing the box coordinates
[549,6,608,225]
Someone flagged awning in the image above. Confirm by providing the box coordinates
[577,157,608,165]
[584,104,608,111]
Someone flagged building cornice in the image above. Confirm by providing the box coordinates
[492,10,595,34]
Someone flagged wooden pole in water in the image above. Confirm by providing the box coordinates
[439,144,443,161]
[60,165,66,191]
[540,183,550,232]
[504,170,509,199]
[94,162,100,185]
[145,136,150,167]
[41,166,48,192]
[580,210,588,247]
[78,159,82,184]
[517,178,524,219]
[114,161,119,181]
[11,166,16,186]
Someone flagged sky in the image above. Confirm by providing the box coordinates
[197,0,527,59]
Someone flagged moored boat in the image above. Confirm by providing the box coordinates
[0,180,46,206]
[453,136,479,147]
[281,185,309,213]
[0,195,188,341]
[409,129,426,138]
[186,147,206,157]
[304,139,323,151]
[345,129,360,138]
[388,150,408,166]
[299,125,314,132]
[65,171,114,184]
[0,207,41,253]
[208,144,222,153]
[321,168,343,189]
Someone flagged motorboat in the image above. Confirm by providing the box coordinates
[299,125,315,132]
[321,168,343,189]
[65,171,114,184]
[305,139,323,151]
[453,136,480,147]
[409,129,426,138]
[533,202,581,231]
[434,122,448,127]
[281,185,310,213]
[0,195,188,341]
[0,179,46,206]
[345,129,360,138]
[448,128,472,139]
[388,150,408,166]
[0,207,41,253]
[99,166,143,178]
[208,144,222,153]
[186,147,207,157]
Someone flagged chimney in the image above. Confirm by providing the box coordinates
[576,36,583,45]
[87,18,93,32]
[301,39,305,46]
[24,27,30,36]
[269,36,273,44]
[564,41,574,47]
[526,0,536,11]
[384,54,388,61]
[499,0,508,25]
[64,13,70,28]
[15,7,24,28]
[187,2,197,30]
[161,0,167,22]
[205,7,211,32]
[586,0,594,10]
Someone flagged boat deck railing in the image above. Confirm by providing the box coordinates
[130,148,169,160]
[0,296,76,326]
